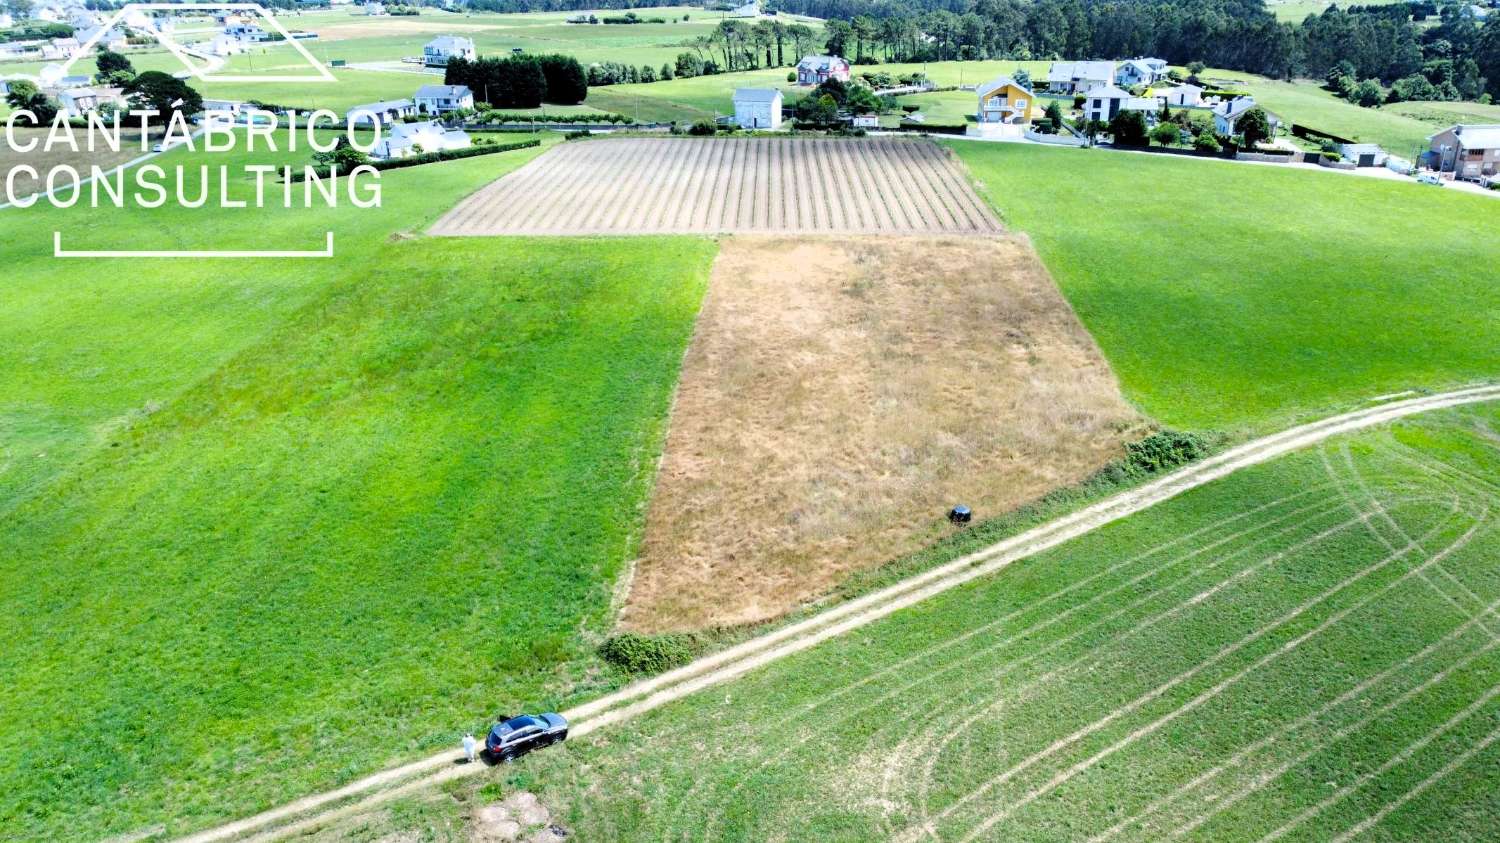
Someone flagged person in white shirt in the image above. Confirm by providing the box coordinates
[462,732,478,763]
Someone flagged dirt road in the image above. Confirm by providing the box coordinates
[179,383,1500,843]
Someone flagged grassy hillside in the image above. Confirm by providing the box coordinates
[951,142,1500,432]
[467,404,1500,843]
[0,140,718,840]
[1211,72,1439,154]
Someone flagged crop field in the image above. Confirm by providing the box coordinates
[0,137,724,842]
[624,235,1144,632]
[429,137,1003,236]
[347,404,1500,843]
[951,142,1500,433]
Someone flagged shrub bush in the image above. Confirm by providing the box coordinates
[688,119,716,135]
[1124,430,1212,474]
[599,633,691,675]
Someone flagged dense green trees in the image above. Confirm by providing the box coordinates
[123,72,202,124]
[3,80,57,125]
[445,54,586,108]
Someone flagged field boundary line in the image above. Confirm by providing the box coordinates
[174,384,1500,843]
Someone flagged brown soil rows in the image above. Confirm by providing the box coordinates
[649,140,702,232]
[428,137,1005,236]
[870,140,932,231]
[893,140,962,231]
[938,150,1001,232]
[858,140,915,232]
[821,141,865,230]
[551,140,638,232]
[850,140,898,232]
[928,146,1001,232]
[812,141,848,230]
[597,137,670,233]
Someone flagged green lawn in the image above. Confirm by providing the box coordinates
[1385,99,1500,130]
[365,403,1500,842]
[950,142,1500,433]
[0,138,718,840]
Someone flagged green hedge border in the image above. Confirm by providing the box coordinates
[285,138,541,182]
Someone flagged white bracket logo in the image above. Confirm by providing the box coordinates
[61,2,336,84]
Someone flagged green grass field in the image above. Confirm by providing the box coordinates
[357,403,1500,842]
[950,142,1500,433]
[0,138,718,840]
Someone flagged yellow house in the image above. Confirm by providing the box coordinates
[976,76,1036,125]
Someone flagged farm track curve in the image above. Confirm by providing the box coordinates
[176,383,1500,843]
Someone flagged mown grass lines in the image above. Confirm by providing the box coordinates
[517,409,1500,843]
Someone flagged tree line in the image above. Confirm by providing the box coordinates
[773,0,1499,101]
[443,54,588,108]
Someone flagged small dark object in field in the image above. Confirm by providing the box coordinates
[949,505,972,524]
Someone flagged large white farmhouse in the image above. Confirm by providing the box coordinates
[424,35,475,68]
[372,120,472,159]
[732,88,782,129]
[414,84,474,114]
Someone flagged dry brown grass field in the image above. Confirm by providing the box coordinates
[427,137,1003,236]
[620,235,1148,632]
[0,127,159,200]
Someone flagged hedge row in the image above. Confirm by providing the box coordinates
[286,137,540,182]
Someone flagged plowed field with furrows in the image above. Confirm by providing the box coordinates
[428,137,1004,236]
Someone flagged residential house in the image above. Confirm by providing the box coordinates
[975,75,1035,125]
[1212,96,1278,137]
[414,84,473,114]
[41,37,79,60]
[362,2,388,15]
[1427,124,1500,181]
[796,54,850,86]
[225,22,268,42]
[851,112,880,128]
[0,42,41,60]
[1083,85,1155,125]
[1115,58,1164,88]
[423,35,476,67]
[78,26,128,51]
[728,0,761,17]
[58,86,125,117]
[372,120,471,159]
[1045,60,1114,94]
[348,97,419,126]
[36,6,63,22]
[732,87,782,129]
[1156,83,1203,107]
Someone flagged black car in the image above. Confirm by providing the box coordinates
[485,712,568,762]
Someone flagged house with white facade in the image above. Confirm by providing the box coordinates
[796,54,850,86]
[348,97,419,126]
[78,26,128,51]
[41,37,79,60]
[1115,58,1165,87]
[58,86,125,117]
[225,21,268,41]
[414,84,473,114]
[728,0,761,17]
[372,120,471,159]
[1083,85,1155,124]
[732,87,782,129]
[423,35,475,67]
[1046,60,1114,94]
[1212,96,1278,137]
[1155,83,1203,107]
[362,2,388,15]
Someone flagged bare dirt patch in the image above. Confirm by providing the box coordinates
[620,235,1148,632]
[427,137,1003,236]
